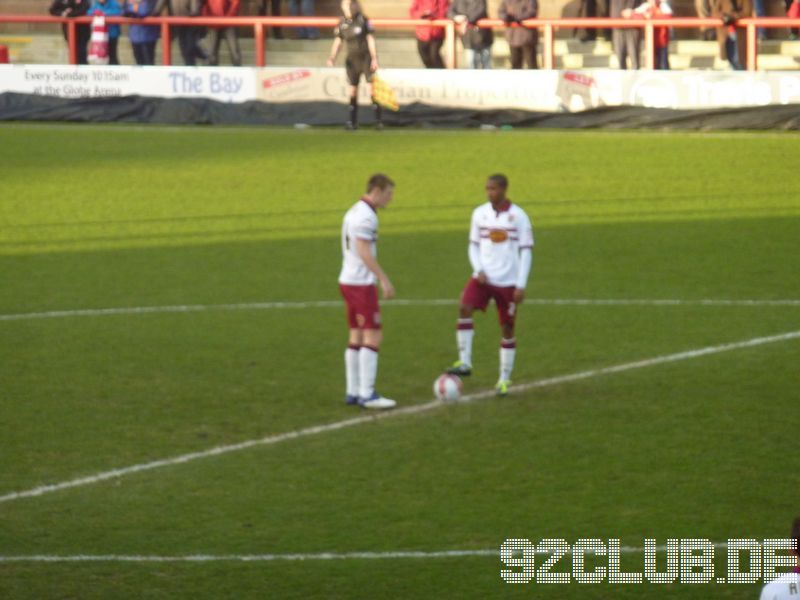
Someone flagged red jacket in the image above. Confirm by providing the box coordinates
[203,0,239,17]
[629,2,671,48]
[409,0,450,41]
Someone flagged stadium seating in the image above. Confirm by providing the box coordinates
[0,0,798,68]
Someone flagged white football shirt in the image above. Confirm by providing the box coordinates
[339,198,379,286]
[469,201,534,287]
[760,572,800,600]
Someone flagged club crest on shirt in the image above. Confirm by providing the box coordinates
[489,229,509,243]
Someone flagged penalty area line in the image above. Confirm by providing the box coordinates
[1,329,798,505]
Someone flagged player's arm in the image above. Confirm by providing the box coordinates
[514,247,532,303]
[356,238,395,299]
[327,37,342,66]
[468,211,486,284]
[366,33,379,71]
[468,242,487,284]
[514,212,534,302]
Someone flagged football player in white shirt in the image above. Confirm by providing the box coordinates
[339,173,396,409]
[760,518,800,600]
[447,174,534,396]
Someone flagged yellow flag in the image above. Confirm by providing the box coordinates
[372,74,399,112]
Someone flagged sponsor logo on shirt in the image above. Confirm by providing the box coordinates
[489,229,509,243]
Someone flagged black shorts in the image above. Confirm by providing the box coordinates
[345,53,373,86]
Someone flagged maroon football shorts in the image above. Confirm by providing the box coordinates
[339,283,382,330]
[460,277,517,326]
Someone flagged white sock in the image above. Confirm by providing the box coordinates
[500,338,516,382]
[457,319,474,366]
[345,345,360,397]
[359,346,379,399]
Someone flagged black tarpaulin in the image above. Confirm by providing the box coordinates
[2,92,800,130]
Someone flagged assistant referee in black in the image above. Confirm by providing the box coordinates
[327,0,384,130]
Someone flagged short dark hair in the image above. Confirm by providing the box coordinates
[488,174,508,189]
[367,173,394,192]
[792,517,800,556]
[346,0,363,16]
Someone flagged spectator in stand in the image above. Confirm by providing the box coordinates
[258,0,283,39]
[448,0,493,68]
[695,0,716,39]
[623,0,672,69]
[498,0,539,69]
[753,0,766,40]
[88,0,123,64]
[409,0,449,68]
[49,0,92,64]
[153,0,208,65]
[610,0,642,68]
[204,0,242,65]
[713,0,752,69]
[786,0,799,40]
[577,0,610,42]
[288,0,319,39]
[124,0,160,65]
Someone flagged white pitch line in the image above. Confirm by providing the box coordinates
[1,298,799,322]
[1,329,798,505]
[0,543,727,563]
[0,402,440,504]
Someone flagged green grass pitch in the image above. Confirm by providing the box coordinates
[1,124,799,599]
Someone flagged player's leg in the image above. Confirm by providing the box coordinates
[344,59,360,129]
[447,278,489,376]
[494,288,518,396]
[497,320,516,396]
[448,303,475,375]
[345,328,363,405]
[359,327,381,399]
[347,83,359,129]
[340,285,363,405]
[357,288,395,409]
[359,329,395,408]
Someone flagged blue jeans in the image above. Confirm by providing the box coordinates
[725,34,742,70]
[655,46,670,70]
[288,0,318,39]
[465,47,492,68]
[753,0,766,39]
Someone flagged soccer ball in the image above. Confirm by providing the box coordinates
[433,374,462,402]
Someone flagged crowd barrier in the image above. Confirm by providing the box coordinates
[2,14,800,71]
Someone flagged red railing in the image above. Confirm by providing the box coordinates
[1,14,799,70]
